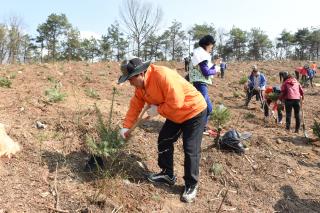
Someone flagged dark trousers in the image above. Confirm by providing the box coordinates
[279,72,285,82]
[295,71,300,80]
[245,89,262,106]
[220,68,225,78]
[285,99,301,130]
[157,109,207,187]
[301,75,307,85]
[264,100,283,122]
[309,77,314,87]
[193,82,213,125]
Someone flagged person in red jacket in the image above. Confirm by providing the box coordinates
[280,73,304,133]
[118,57,207,203]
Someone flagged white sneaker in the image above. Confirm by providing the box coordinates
[181,184,198,203]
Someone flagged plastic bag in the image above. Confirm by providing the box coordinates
[218,129,247,154]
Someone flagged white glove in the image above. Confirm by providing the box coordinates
[120,128,129,139]
[147,105,159,117]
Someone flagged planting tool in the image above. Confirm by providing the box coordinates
[125,105,150,138]
[301,100,308,138]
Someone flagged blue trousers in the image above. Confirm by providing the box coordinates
[193,82,213,125]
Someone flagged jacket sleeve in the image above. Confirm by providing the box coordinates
[299,84,304,97]
[157,74,185,117]
[248,75,253,88]
[260,74,266,87]
[198,60,216,76]
[279,82,287,100]
[123,90,145,128]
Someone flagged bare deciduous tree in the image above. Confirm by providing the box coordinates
[119,0,162,57]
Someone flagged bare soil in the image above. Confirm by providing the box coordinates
[0,60,320,212]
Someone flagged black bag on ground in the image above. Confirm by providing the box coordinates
[218,129,246,154]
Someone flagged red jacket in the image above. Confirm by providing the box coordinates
[295,67,307,75]
[280,77,304,100]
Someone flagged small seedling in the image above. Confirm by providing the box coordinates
[233,91,241,98]
[45,84,67,102]
[0,77,12,88]
[85,88,100,99]
[210,163,223,176]
[210,105,231,143]
[239,76,248,85]
[9,72,17,79]
[244,112,255,119]
[312,119,320,140]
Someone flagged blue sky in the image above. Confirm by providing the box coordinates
[1,0,319,40]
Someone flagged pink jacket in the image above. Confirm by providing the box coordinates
[280,77,304,100]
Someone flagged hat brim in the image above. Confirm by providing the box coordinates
[118,61,151,84]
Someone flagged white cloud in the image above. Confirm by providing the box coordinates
[80,31,102,39]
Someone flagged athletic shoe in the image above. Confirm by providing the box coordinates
[181,184,198,203]
[147,170,176,185]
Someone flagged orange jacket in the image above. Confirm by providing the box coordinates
[311,63,317,70]
[123,64,207,128]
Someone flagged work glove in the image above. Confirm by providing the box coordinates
[147,105,159,118]
[119,128,129,139]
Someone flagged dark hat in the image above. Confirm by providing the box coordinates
[118,57,151,84]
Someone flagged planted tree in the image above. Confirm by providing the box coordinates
[86,87,124,163]
[210,104,231,143]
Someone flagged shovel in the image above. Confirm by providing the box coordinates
[125,105,150,138]
[301,100,308,138]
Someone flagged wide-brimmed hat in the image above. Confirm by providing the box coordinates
[118,57,151,84]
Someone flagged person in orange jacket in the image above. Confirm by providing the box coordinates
[118,57,207,203]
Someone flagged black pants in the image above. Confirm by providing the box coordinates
[279,72,285,82]
[264,99,283,122]
[295,71,300,80]
[220,68,225,78]
[245,89,262,106]
[157,109,207,187]
[309,77,314,87]
[301,75,307,85]
[285,99,301,130]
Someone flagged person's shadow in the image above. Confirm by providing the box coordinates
[277,136,311,146]
[139,120,163,134]
[41,149,152,183]
[274,185,320,212]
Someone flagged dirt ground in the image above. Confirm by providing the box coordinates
[0,60,320,213]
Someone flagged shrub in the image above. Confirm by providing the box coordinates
[0,77,12,88]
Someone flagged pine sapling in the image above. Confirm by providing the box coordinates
[86,87,124,160]
[210,104,231,144]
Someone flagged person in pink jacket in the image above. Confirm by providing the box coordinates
[280,72,304,133]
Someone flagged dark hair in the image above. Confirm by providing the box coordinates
[199,35,215,49]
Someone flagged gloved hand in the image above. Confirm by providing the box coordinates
[147,105,159,117]
[119,128,129,139]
